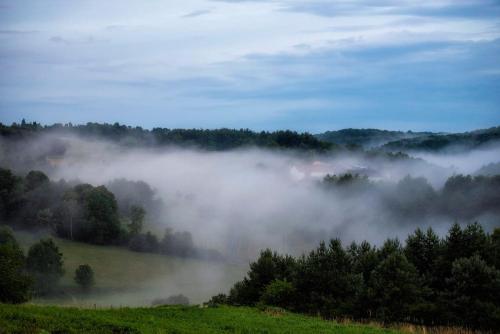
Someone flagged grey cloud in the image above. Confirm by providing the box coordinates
[182,9,212,18]
[49,35,70,44]
[0,29,37,35]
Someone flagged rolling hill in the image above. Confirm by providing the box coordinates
[14,231,245,307]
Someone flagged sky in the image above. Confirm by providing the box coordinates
[0,0,499,132]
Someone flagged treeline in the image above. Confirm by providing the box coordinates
[1,226,94,302]
[0,168,220,260]
[322,173,500,221]
[0,120,332,151]
[210,223,500,330]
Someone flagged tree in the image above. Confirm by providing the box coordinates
[491,228,500,269]
[260,279,296,309]
[74,264,95,291]
[0,227,33,303]
[58,184,121,245]
[348,240,379,318]
[129,231,159,253]
[294,239,361,318]
[367,253,421,323]
[0,168,23,220]
[128,205,145,235]
[24,170,49,192]
[82,186,121,244]
[26,239,64,295]
[160,229,195,257]
[405,228,442,281]
[446,256,500,329]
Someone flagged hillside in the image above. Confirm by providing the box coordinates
[382,126,500,152]
[315,129,431,148]
[0,304,401,334]
[14,231,245,306]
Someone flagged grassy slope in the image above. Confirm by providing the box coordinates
[0,304,400,334]
[14,231,246,306]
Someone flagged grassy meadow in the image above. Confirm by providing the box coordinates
[0,304,402,334]
[14,231,246,306]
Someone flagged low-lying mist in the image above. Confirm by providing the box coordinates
[4,133,499,260]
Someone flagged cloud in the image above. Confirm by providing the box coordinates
[182,9,213,18]
[0,29,37,35]
[0,0,499,131]
[49,36,70,44]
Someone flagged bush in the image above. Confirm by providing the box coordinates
[74,264,95,291]
[260,279,295,309]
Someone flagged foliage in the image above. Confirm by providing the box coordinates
[260,279,296,309]
[0,168,212,260]
[0,121,333,152]
[74,264,95,290]
[316,128,430,148]
[128,205,145,235]
[129,231,159,253]
[24,170,49,192]
[0,168,23,221]
[445,256,500,329]
[367,253,421,323]
[322,173,500,220]
[26,238,64,295]
[0,227,32,303]
[218,223,500,330]
[382,126,500,152]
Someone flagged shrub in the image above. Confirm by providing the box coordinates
[74,264,95,291]
[260,279,295,309]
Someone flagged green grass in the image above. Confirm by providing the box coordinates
[0,304,402,334]
[14,231,246,306]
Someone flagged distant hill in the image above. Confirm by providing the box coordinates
[3,121,499,153]
[315,128,432,148]
[382,126,500,152]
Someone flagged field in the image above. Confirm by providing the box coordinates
[14,231,246,306]
[0,304,401,334]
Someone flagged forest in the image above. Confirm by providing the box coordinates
[210,223,500,330]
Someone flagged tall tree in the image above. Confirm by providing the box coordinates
[26,239,64,295]
[0,227,33,303]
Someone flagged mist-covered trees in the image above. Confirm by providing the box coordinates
[0,168,211,260]
[0,168,23,221]
[52,184,122,245]
[217,223,500,330]
[26,239,64,295]
[128,205,145,236]
[0,227,33,303]
[322,173,500,221]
